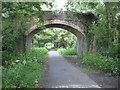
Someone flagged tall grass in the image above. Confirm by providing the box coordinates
[77,53,119,76]
[2,48,48,88]
[32,47,48,55]
[57,48,77,56]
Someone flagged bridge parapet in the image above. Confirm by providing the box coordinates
[44,11,84,30]
[25,11,85,36]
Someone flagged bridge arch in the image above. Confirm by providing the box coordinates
[24,19,86,54]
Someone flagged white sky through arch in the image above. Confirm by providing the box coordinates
[41,0,67,10]
[54,0,67,10]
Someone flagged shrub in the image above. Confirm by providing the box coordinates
[77,53,119,76]
[2,48,48,88]
[32,47,48,55]
[58,48,77,56]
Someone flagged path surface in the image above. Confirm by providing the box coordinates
[44,51,100,88]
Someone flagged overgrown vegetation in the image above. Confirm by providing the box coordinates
[65,2,119,76]
[33,28,77,49]
[2,2,51,52]
[2,1,119,88]
[77,53,119,76]
[2,2,51,88]
[57,48,77,56]
[2,48,48,88]
[66,2,119,57]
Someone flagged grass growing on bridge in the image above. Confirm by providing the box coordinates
[77,53,119,76]
[57,48,77,56]
[2,48,48,88]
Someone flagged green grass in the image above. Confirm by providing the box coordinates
[77,53,119,76]
[57,48,77,56]
[2,48,48,88]
[32,47,48,55]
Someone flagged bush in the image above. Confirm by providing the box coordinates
[57,48,77,56]
[2,48,48,88]
[32,47,48,55]
[77,53,119,76]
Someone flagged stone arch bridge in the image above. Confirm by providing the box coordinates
[18,11,95,54]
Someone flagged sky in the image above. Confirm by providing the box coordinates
[41,0,67,10]
[54,0,67,10]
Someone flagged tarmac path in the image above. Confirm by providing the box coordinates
[43,51,100,88]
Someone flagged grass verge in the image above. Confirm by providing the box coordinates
[2,48,48,88]
[77,53,119,76]
[57,48,77,56]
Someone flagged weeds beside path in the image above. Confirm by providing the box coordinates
[64,56,119,88]
[2,48,48,88]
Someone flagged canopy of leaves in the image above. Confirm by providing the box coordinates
[32,28,77,49]
[2,2,52,52]
[65,1,119,57]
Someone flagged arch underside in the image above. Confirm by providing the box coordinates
[29,24,83,39]
[25,20,85,38]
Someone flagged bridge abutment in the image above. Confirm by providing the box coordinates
[17,35,86,55]
[16,35,26,52]
[25,34,32,51]
[76,36,87,55]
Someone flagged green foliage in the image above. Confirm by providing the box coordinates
[65,2,119,58]
[2,48,48,88]
[77,53,119,76]
[32,47,48,55]
[57,48,77,56]
[2,2,52,53]
[2,18,27,52]
[2,2,52,18]
[33,28,77,48]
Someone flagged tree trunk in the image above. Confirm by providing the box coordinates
[104,2,112,48]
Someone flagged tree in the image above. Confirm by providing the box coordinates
[65,1,119,57]
[2,2,52,52]
[32,28,77,48]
